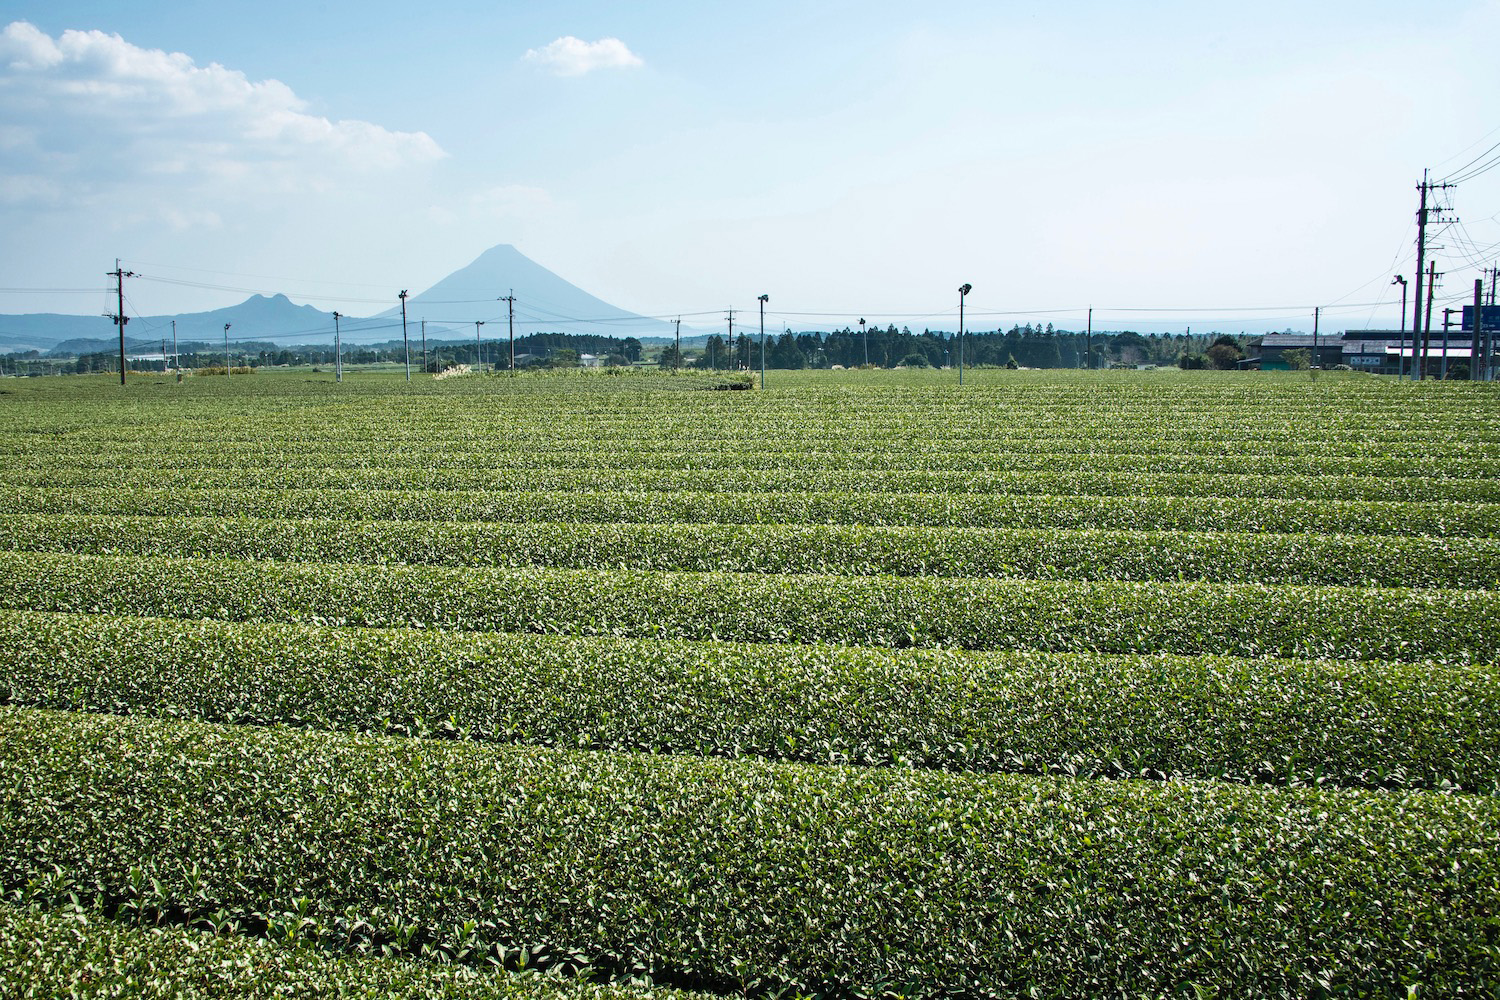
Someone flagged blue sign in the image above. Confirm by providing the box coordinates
[1461,304,1500,331]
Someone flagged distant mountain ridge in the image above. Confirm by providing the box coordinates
[0,245,673,353]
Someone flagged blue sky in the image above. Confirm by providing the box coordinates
[3,0,1499,334]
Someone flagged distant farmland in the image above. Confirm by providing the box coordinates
[1,367,1497,998]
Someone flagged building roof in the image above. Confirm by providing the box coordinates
[1260,334,1337,348]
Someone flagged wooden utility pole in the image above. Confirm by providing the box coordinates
[107,260,134,385]
[1086,307,1092,370]
[499,290,516,370]
[1441,307,1456,380]
[1419,260,1438,380]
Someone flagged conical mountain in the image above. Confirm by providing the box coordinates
[394,244,673,339]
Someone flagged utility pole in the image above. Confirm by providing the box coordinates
[758,294,769,389]
[106,260,135,385]
[333,312,342,382]
[957,283,972,386]
[1409,171,1456,380]
[499,290,516,370]
[399,290,411,381]
[1441,307,1456,380]
[474,320,485,369]
[223,323,232,378]
[859,317,867,367]
[1411,172,1429,381]
[1472,280,1484,383]
[1086,307,1093,370]
[674,317,681,369]
[1419,260,1438,380]
[1488,286,1496,383]
[726,309,735,372]
[1312,307,1320,365]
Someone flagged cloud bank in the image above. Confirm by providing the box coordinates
[524,36,643,77]
[0,20,445,208]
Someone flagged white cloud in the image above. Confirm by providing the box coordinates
[0,20,445,199]
[524,36,642,77]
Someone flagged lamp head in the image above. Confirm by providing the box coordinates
[959,283,972,296]
[758,294,768,303]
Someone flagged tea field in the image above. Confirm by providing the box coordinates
[1,367,1497,998]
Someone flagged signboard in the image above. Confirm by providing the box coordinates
[1461,304,1500,331]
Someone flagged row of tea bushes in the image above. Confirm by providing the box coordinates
[3,708,1496,999]
[8,441,1498,479]
[5,610,1494,792]
[6,514,1497,588]
[0,903,709,1000]
[1,551,1495,662]
[11,485,1497,537]
[7,464,1497,503]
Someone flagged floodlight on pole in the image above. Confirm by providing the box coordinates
[399,290,410,381]
[758,294,769,389]
[224,323,231,378]
[957,284,972,386]
[859,318,867,367]
[333,312,342,382]
[1392,275,1408,378]
[474,320,485,369]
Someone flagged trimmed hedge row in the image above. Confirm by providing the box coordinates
[1,551,1495,663]
[0,903,709,1000]
[5,513,1500,589]
[5,465,1496,502]
[7,442,1498,479]
[7,485,1499,537]
[4,610,1495,792]
[3,708,1497,998]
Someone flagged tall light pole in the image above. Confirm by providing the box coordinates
[859,317,867,367]
[399,290,410,381]
[1392,275,1407,378]
[333,312,342,383]
[758,294,769,389]
[474,320,485,369]
[957,283,972,386]
[223,323,231,378]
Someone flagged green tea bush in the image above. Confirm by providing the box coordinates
[4,610,1495,792]
[3,708,1496,998]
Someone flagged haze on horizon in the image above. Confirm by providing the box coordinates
[2,0,1499,337]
